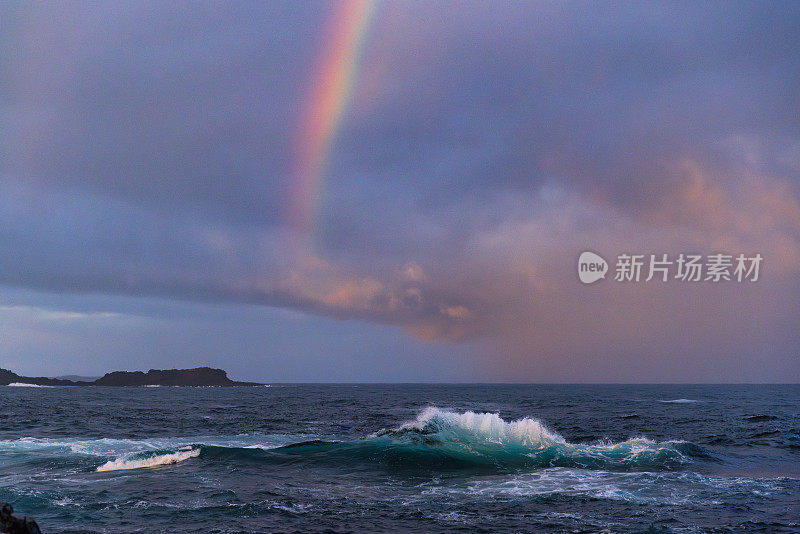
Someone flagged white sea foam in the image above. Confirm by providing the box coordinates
[6,382,52,387]
[388,407,696,467]
[96,447,200,472]
[0,408,699,473]
[659,399,702,404]
[420,468,785,506]
[0,434,304,457]
[401,406,566,448]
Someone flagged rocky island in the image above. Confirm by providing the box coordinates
[0,367,261,387]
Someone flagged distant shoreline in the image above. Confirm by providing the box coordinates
[0,367,261,387]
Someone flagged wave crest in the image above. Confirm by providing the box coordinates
[371,407,705,469]
[7,408,711,474]
[387,407,565,448]
[96,447,200,472]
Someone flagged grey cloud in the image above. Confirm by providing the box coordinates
[1,1,799,380]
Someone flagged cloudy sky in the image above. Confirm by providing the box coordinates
[1,1,798,382]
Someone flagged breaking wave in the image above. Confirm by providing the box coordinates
[2,408,713,473]
[358,407,709,469]
[196,408,711,471]
[96,447,200,471]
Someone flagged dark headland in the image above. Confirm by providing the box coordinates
[0,367,261,387]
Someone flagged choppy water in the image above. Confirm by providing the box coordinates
[1,384,798,533]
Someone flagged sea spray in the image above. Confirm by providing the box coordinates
[1,383,793,533]
[96,447,200,472]
[367,407,707,469]
[3,408,711,474]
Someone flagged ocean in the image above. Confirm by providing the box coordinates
[0,384,798,533]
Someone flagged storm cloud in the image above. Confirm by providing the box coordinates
[1,1,798,381]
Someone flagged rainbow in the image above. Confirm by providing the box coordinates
[289,0,377,246]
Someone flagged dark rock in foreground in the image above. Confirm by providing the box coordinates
[0,502,41,534]
[0,367,261,387]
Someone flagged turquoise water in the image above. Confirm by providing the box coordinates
[1,384,798,532]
